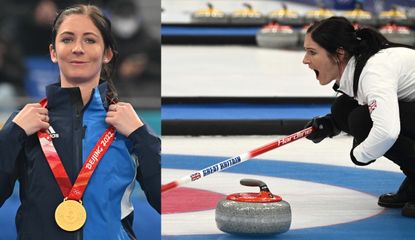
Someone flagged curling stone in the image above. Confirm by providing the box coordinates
[343,2,375,26]
[378,6,411,26]
[268,4,303,26]
[215,179,291,235]
[379,23,415,46]
[191,3,228,24]
[230,3,267,25]
[303,7,334,24]
[256,23,298,49]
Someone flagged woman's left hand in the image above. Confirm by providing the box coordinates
[105,102,144,137]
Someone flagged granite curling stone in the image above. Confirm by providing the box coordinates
[230,3,267,25]
[256,23,298,49]
[191,3,228,24]
[215,179,291,235]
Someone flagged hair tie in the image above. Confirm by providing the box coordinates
[354,29,363,41]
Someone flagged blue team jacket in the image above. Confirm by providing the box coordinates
[0,82,161,240]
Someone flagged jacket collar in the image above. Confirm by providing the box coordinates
[336,57,356,97]
[45,81,109,111]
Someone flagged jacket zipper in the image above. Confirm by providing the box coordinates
[75,108,83,240]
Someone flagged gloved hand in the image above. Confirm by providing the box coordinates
[305,114,340,143]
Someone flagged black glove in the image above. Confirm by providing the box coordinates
[305,114,340,143]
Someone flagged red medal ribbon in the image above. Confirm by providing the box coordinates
[67,126,115,200]
[37,99,115,200]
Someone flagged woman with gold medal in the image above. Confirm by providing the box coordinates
[0,4,160,239]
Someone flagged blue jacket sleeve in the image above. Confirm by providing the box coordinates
[0,114,27,206]
[128,124,161,213]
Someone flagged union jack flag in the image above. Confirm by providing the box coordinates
[368,100,377,113]
[190,172,201,181]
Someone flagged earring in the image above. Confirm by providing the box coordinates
[104,58,109,63]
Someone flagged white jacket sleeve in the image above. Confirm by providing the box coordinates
[352,59,400,164]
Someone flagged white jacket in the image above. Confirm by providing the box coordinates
[337,47,415,164]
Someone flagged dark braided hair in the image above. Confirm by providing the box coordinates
[307,16,414,96]
[51,4,119,102]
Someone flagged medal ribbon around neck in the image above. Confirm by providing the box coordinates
[37,98,116,231]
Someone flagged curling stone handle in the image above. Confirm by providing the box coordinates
[243,3,253,10]
[240,179,270,192]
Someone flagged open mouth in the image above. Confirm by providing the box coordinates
[314,69,319,79]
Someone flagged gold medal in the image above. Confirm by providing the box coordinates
[55,199,87,231]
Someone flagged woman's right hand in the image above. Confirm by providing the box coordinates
[305,114,340,143]
[12,103,50,136]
